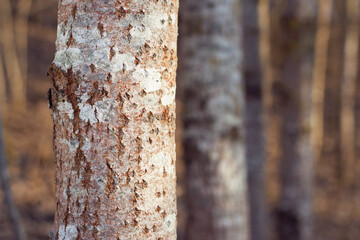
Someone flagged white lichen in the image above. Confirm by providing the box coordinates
[57,101,74,119]
[60,138,79,152]
[163,213,176,232]
[58,224,77,240]
[132,68,162,92]
[110,52,136,73]
[95,98,117,123]
[54,48,83,70]
[161,91,175,106]
[79,103,97,124]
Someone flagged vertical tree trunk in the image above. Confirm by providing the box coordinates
[311,0,333,164]
[15,0,33,99]
[178,1,249,240]
[272,1,316,240]
[0,107,27,240]
[323,0,346,183]
[340,0,360,187]
[48,1,178,239]
[243,1,267,240]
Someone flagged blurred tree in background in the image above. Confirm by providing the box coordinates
[178,0,249,239]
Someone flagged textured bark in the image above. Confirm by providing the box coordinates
[178,1,249,239]
[49,1,178,239]
[340,0,359,186]
[242,1,267,240]
[271,1,316,240]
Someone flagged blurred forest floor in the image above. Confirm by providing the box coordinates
[1,0,360,239]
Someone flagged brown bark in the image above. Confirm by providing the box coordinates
[243,0,267,240]
[271,1,316,240]
[49,1,178,239]
[178,1,249,239]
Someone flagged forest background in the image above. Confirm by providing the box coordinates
[1,0,360,239]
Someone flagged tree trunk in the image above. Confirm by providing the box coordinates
[178,1,249,240]
[0,0,26,109]
[323,0,346,184]
[242,0,267,240]
[48,1,178,239]
[311,0,332,165]
[0,106,27,240]
[340,0,359,187]
[271,1,316,240]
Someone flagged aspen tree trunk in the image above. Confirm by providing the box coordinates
[340,0,360,187]
[178,1,249,239]
[271,1,316,239]
[48,1,178,239]
[243,0,267,240]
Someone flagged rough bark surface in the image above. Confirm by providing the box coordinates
[178,1,249,240]
[271,1,316,240]
[242,0,267,240]
[49,0,178,239]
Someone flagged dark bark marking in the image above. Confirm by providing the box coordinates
[116,7,129,19]
[97,22,104,37]
[90,64,96,73]
[109,46,115,61]
[71,4,77,19]
[67,32,75,47]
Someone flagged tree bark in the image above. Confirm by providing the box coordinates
[242,0,267,240]
[178,1,249,240]
[271,1,316,240]
[48,1,178,239]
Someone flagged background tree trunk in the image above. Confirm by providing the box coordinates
[49,1,178,239]
[323,0,346,184]
[340,0,360,187]
[311,0,332,166]
[0,106,27,240]
[271,1,316,239]
[178,0,249,239]
[242,0,267,240]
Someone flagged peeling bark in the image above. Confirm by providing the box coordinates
[49,1,178,239]
[178,1,249,239]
